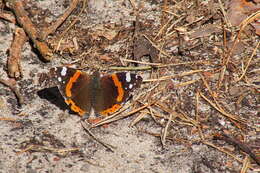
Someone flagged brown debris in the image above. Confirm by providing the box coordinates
[134,36,159,63]
[39,0,80,41]
[133,5,159,63]
[251,21,260,35]
[6,0,53,61]
[189,24,222,39]
[7,27,27,78]
[0,10,16,23]
[17,131,80,156]
[89,25,119,41]
[227,0,260,26]
[214,133,260,166]
[226,40,246,56]
[227,0,260,35]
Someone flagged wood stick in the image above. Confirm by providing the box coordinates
[0,78,24,105]
[214,133,260,166]
[6,0,53,61]
[7,27,27,78]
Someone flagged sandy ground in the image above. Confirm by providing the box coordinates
[0,0,259,173]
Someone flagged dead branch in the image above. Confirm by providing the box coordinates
[5,0,53,61]
[214,133,260,166]
[81,121,116,152]
[7,27,27,78]
[0,78,24,105]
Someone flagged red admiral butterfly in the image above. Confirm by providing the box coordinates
[49,67,142,117]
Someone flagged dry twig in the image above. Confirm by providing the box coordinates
[7,27,27,78]
[144,69,208,82]
[6,0,53,61]
[0,78,24,105]
[241,156,250,173]
[16,145,80,155]
[235,41,260,82]
[218,11,260,88]
[199,92,246,125]
[91,101,156,128]
[81,121,116,152]
[161,113,173,147]
[214,133,260,166]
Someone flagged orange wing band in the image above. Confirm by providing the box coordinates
[111,74,124,102]
[64,70,85,116]
[65,70,82,97]
[65,99,86,116]
[100,104,122,115]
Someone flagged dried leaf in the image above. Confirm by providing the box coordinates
[227,0,260,26]
[134,36,159,62]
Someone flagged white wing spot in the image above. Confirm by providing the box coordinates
[129,84,133,89]
[126,72,131,82]
[61,67,67,76]
[58,77,62,82]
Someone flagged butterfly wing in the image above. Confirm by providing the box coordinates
[49,67,92,116]
[95,72,142,115]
